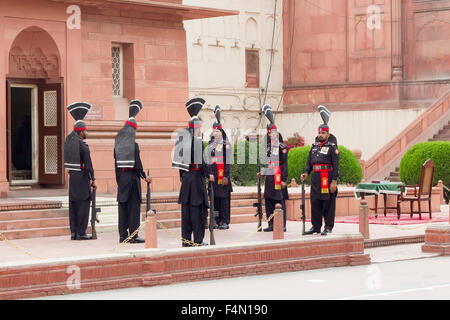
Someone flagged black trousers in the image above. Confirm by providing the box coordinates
[310,192,337,231]
[69,199,90,236]
[265,198,287,228]
[181,204,206,245]
[215,196,231,225]
[118,181,141,239]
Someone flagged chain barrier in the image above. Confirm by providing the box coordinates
[230,211,278,245]
[109,221,147,252]
[0,233,44,260]
[155,221,201,247]
[154,210,280,247]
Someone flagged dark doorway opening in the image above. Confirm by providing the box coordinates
[11,87,33,182]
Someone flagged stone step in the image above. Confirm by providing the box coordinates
[0,217,68,231]
[0,195,267,239]
[433,132,450,139]
[0,226,72,240]
[390,172,399,177]
[0,200,62,212]
[0,208,69,221]
[144,198,262,212]
[154,214,265,229]
[429,137,450,141]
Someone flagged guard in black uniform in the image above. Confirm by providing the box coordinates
[114,100,152,243]
[64,102,96,240]
[207,105,233,230]
[172,97,209,246]
[258,104,289,232]
[301,105,339,236]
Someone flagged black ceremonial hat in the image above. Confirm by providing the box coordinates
[262,104,277,132]
[64,102,91,171]
[186,97,205,128]
[318,105,330,132]
[212,105,222,129]
[67,102,91,131]
[126,99,143,128]
[114,99,143,168]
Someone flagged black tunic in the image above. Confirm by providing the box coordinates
[178,137,209,207]
[69,139,95,202]
[207,140,233,198]
[262,143,289,201]
[114,143,147,203]
[305,141,339,200]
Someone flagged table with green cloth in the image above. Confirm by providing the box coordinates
[354,182,404,217]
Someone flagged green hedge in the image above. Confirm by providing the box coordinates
[399,141,450,187]
[287,145,363,185]
[230,140,263,186]
[224,140,363,186]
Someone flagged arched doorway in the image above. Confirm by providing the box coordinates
[6,26,64,186]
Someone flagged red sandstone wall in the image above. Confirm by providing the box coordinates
[80,6,190,123]
[0,0,192,194]
[282,0,450,111]
[79,6,190,192]
[404,0,450,80]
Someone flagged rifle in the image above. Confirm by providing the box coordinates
[146,169,156,217]
[253,175,263,232]
[208,181,218,245]
[301,181,306,235]
[90,187,101,239]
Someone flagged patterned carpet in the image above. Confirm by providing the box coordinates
[333,213,448,225]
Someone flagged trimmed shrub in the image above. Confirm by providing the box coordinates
[230,140,263,186]
[287,145,312,185]
[399,141,450,187]
[287,145,363,185]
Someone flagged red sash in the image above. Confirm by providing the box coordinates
[269,161,282,190]
[321,171,329,194]
[212,157,224,185]
[313,164,332,194]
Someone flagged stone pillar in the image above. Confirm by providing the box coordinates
[391,0,403,80]
[422,225,450,255]
[145,213,158,248]
[352,149,365,178]
[437,180,444,206]
[0,14,8,198]
[359,200,370,239]
[273,204,284,240]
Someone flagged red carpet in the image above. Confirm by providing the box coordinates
[333,213,448,225]
[291,213,448,225]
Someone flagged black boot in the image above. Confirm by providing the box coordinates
[130,236,145,243]
[76,234,93,240]
[304,228,319,235]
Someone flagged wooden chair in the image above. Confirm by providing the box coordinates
[396,159,435,220]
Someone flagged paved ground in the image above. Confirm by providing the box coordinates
[0,210,447,265]
[1,188,448,301]
[37,253,450,300]
[2,184,447,265]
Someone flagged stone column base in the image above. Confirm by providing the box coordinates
[422,224,450,255]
